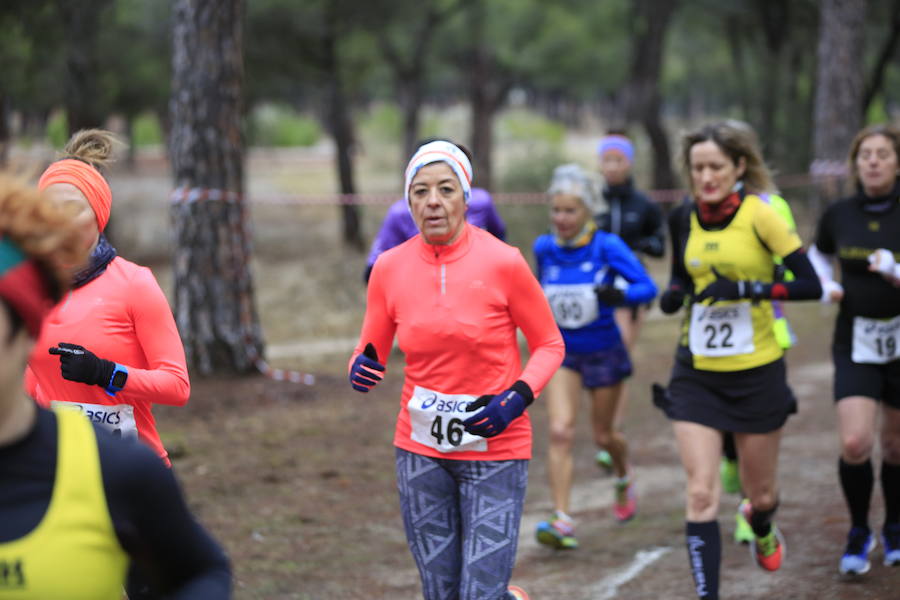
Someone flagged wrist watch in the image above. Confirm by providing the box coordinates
[105,363,129,397]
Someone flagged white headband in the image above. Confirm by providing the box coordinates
[404,141,473,210]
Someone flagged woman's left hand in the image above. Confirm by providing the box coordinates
[695,267,741,303]
[462,381,533,438]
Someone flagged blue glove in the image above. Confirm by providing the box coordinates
[349,343,385,393]
[462,380,533,438]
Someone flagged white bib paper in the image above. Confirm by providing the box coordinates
[852,315,900,364]
[689,302,755,357]
[51,400,138,441]
[408,386,487,453]
[544,283,598,329]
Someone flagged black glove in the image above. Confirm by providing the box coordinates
[49,342,115,388]
[349,343,385,393]
[462,380,533,438]
[694,267,742,303]
[659,285,687,314]
[595,284,626,306]
[695,268,766,304]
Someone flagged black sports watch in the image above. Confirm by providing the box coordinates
[105,363,129,397]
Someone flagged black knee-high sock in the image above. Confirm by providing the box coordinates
[840,458,873,530]
[722,432,737,462]
[748,501,778,538]
[686,521,720,600]
[881,461,900,526]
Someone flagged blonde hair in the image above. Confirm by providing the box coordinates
[0,173,85,298]
[847,123,900,190]
[680,121,775,195]
[62,129,125,172]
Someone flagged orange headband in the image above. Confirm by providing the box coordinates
[38,159,112,232]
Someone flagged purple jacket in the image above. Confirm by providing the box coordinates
[365,187,507,270]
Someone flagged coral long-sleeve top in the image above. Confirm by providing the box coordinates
[352,223,564,461]
[25,257,190,463]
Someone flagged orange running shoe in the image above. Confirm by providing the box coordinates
[742,501,785,571]
[507,585,530,600]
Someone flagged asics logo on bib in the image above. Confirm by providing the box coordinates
[420,394,472,413]
[70,404,124,426]
[0,559,25,589]
[697,306,740,321]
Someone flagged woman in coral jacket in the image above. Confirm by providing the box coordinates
[25,129,189,466]
[348,139,564,600]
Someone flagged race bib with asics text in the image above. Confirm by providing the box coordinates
[408,386,487,453]
[50,401,139,441]
[852,315,900,364]
[689,302,755,357]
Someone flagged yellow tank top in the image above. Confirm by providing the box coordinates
[681,194,802,371]
[0,408,128,599]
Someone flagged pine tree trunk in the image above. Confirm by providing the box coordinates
[169,0,264,375]
[812,0,866,167]
[57,0,113,133]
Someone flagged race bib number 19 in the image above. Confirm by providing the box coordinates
[407,386,487,453]
[689,302,755,357]
[51,401,139,441]
[852,315,900,364]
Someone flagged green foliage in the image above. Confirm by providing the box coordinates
[248,104,322,147]
[359,104,402,144]
[497,109,566,145]
[132,112,163,146]
[46,111,69,148]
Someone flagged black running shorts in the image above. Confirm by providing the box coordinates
[832,344,900,408]
[658,358,796,433]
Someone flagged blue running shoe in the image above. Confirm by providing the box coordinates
[839,527,876,575]
[883,524,900,566]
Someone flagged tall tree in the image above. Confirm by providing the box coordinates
[812,0,866,174]
[56,0,114,133]
[377,0,468,161]
[862,0,900,115]
[620,0,679,189]
[169,0,264,374]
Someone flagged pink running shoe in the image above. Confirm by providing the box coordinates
[614,477,637,522]
[508,585,530,599]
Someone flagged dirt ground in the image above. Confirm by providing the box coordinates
[154,301,900,600]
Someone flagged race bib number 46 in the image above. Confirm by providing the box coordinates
[852,315,900,364]
[689,302,755,357]
[544,283,598,329]
[50,401,139,441]
[407,386,487,453]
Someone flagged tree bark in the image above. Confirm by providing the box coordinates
[467,0,509,191]
[862,0,900,115]
[322,5,364,252]
[622,0,678,190]
[812,0,866,167]
[56,0,113,133]
[169,0,264,375]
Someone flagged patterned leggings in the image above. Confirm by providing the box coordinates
[395,448,529,600]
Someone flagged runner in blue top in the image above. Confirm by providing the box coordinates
[533,164,657,549]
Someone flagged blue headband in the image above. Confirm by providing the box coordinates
[597,135,634,163]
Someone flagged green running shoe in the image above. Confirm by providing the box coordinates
[536,512,578,549]
[734,499,754,544]
[595,450,613,472]
[720,457,741,494]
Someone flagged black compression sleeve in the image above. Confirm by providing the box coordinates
[666,203,693,292]
[757,248,823,301]
[97,431,231,599]
[640,201,665,257]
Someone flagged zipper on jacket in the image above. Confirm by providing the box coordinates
[440,264,446,295]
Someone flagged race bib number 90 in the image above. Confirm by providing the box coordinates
[50,401,139,441]
[852,315,900,364]
[408,386,487,453]
[544,283,598,329]
[689,302,755,357]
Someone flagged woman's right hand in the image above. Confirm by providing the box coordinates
[349,343,385,393]
[821,279,844,303]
